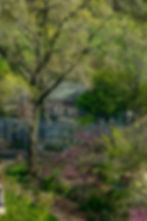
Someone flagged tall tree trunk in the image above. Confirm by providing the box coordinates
[28,105,41,176]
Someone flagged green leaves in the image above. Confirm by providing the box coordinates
[78,69,133,119]
[0,73,31,116]
[0,55,9,74]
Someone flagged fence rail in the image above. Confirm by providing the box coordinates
[0,117,111,150]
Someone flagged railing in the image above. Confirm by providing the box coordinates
[0,117,112,150]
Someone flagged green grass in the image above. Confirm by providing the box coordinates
[0,188,58,221]
[0,164,58,221]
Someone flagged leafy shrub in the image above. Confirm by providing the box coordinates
[77,69,133,119]
[0,189,58,221]
[5,163,27,177]
[49,127,147,220]
[41,172,71,196]
[41,172,59,191]
[44,143,63,152]
[5,163,28,185]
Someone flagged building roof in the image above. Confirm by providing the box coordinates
[48,81,86,102]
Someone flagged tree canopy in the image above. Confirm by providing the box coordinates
[0,0,146,173]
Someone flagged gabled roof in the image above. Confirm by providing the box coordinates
[48,81,86,102]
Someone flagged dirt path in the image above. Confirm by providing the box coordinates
[0,184,5,214]
[51,197,86,221]
[0,163,6,215]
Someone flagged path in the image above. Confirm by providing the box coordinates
[0,163,6,215]
[51,197,86,221]
[0,184,5,215]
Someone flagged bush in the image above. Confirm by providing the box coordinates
[41,172,71,196]
[5,163,27,177]
[53,128,147,220]
[41,172,59,191]
[0,189,58,221]
[77,69,133,119]
[44,143,64,152]
[5,163,28,185]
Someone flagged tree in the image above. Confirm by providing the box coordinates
[0,0,110,175]
[77,69,133,119]
[111,0,147,19]
[77,5,147,120]
[0,0,146,175]
[77,68,147,120]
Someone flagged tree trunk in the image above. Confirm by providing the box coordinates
[28,105,41,176]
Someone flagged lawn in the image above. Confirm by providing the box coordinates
[0,167,58,221]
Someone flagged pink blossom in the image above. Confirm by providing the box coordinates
[130,208,147,221]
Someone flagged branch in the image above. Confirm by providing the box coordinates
[111,0,122,12]
[36,14,115,105]
[36,62,77,106]
[0,45,31,81]
[33,0,90,77]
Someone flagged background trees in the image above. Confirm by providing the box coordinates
[77,68,147,120]
[77,70,133,119]
[77,5,147,120]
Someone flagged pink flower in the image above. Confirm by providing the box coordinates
[130,208,147,221]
